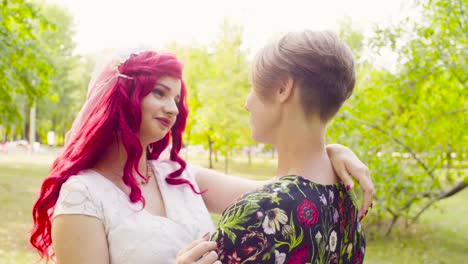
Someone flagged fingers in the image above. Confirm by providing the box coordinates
[178,232,211,257]
[334,160,374,221]
[359,172,374,221]
[347,164,375,221]
[185,241,217,262]
[326,143,375,221]
[195,250,219,264]
[177,238,205,257]
[177,239,218,264]
[334,161,355,191]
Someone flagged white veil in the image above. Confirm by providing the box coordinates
[65,46,150,146]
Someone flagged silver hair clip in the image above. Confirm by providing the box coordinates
[117,73,134,80]
[110,60,134,80]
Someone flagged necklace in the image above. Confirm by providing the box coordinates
[140,162,154,185]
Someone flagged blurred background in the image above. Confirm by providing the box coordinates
[0,0,466,263]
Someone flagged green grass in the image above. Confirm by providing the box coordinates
[363,190,468,264]
[0,154,52,264]
[1,152,466,263]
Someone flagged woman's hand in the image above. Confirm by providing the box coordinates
[326,144,375,221]
[176,233,221,264]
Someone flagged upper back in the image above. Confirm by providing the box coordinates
[213,175,365,264]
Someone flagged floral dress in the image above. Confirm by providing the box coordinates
[212,175,365,264]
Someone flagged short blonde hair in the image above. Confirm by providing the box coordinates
[252,30,355,121]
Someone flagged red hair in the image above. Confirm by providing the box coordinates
[30,51,198,261]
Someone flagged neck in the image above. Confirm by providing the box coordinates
[94,141,148,181]
[275,117,338,185]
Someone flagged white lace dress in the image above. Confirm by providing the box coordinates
[53,159,215,264]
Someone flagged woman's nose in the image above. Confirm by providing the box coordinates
[165,99,179,115]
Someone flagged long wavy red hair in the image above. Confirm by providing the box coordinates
[30,51,198,261]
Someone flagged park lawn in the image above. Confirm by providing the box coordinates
[0,153,466,264]
[362,190,468,264]
[0,157,50,263]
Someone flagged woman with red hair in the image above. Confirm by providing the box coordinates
[30,50,372,264]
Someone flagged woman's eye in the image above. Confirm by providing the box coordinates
[152,89,165,97]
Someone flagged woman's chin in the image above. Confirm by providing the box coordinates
[144,132,167,145]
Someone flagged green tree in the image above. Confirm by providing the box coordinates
[34,4,91,145]
[0,0,54,127]
[170,20,253,172]
[167,43,214,161]
[329,0,467,234]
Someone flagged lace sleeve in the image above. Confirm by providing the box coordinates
[53,176,104,221]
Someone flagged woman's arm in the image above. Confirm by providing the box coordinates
[195,167,264,214]
[52,215,109,264]
[195,144,374,216]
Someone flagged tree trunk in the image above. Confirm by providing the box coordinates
[411,180,468,223]
[247,147,252,166]
[52,113,57,132]
[0,124,4,142]
[208,137,213,169]
[10,124,16,141]
[29,99,36,153]
[224,150,229,174]
[385,215,399,236]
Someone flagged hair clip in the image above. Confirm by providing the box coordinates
[117,73,134,80]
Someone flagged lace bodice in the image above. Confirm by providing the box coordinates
[53,160,215,264]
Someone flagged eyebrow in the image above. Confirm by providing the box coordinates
[155,82,172,91]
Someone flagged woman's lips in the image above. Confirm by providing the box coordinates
[155,117,171,127]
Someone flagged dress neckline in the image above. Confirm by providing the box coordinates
[87,162,172,221]
[276,175,345,189]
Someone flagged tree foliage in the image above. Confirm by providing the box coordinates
[0,0,54,123]
[34,4,91,144]
[328,0,467,233]
[169,20,253,171]
[1,0,465,229]
[0,1,92,143]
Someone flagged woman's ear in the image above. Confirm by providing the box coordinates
[277,77,294,103]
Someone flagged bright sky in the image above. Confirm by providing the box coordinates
[46,0,411,57]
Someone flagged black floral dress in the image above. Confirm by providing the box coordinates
[212,176,365,264]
